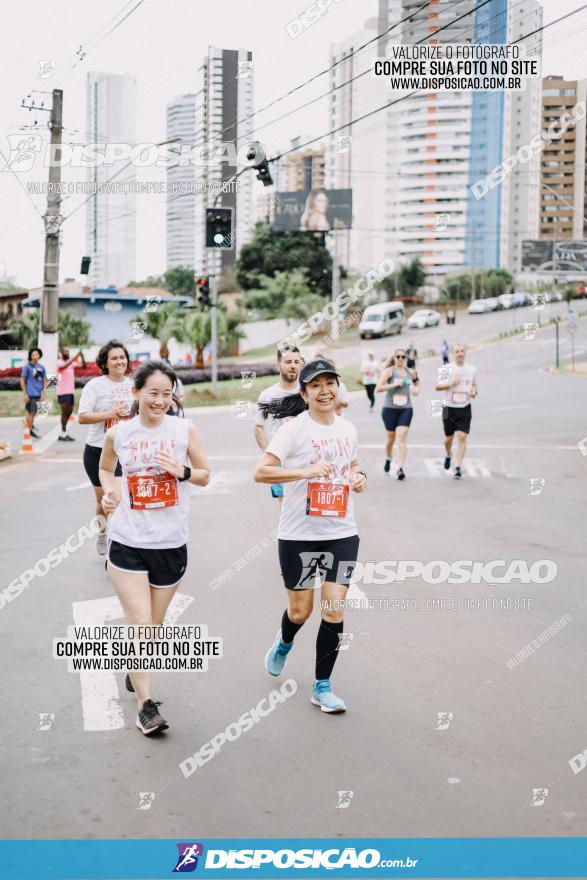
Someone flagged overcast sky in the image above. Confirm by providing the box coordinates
[1,0,586,288]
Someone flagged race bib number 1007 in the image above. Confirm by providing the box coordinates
[306,482,349,518]
[127,472,178,509]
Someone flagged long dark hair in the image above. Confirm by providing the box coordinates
[258,373,340,421]
[130,359,184,418]
[96,340,130,375]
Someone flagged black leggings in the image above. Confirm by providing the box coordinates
[364,383,376,407]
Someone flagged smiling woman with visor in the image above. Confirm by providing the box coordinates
[254,358,367,714]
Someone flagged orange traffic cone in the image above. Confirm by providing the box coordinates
[19,423,34,455]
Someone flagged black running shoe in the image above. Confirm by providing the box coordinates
[454,466,462,480]
[384,459,391,473]
[125,673,135,693]
[30,428,41,439]
[444,457,451,470]
[136,700,168,735]
[397,468,405,481]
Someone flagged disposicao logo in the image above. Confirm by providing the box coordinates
[173,843,204,873]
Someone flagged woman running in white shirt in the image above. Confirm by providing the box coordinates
[78,341,134,555]
[100,360,210,735]
[254,358,367,714]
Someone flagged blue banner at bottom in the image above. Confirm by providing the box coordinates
[0,838,586,879]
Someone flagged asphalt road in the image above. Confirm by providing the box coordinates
[1,320,586,847]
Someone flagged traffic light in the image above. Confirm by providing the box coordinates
[80,256,91,275]
[246,143,273,187]
[196,276,211,307]
[205,208,234,249]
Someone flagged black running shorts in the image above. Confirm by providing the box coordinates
[108,540,188,588]
[443,404,472,436]
[381,406,413,431]
[278,535,360,590]
[83,443,122,487]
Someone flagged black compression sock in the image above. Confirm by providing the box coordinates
[281,610,304,645]
[315,619,344,680]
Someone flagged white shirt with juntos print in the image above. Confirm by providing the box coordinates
[266,411,359,541]
[108,415,191,549]
[78,375,134,448]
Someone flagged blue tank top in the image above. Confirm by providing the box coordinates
[384,366,412,409]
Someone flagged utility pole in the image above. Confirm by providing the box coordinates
[210,251,220,391]
[38,89,63,368]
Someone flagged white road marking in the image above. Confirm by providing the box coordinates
[65,479,91,492]
[72,592,193,732]
[424,458,492,478]
[32,425,61,454]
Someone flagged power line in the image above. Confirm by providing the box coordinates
[219,0,441,141]
[269,4,587,165]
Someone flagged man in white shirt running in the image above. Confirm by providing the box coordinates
[254,347,304,498]
[435,343,478,480]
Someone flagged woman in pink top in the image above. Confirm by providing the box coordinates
[56,345,81,441]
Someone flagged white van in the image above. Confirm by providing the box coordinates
[359,302,405,339]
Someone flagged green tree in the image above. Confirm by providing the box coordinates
[374,258,427,298]
[184,309,227,369]
[58,309,91,348]
[235,224,332,295]
[563,284,576,305]
[441,273,471,302]
[217,266,241,294]
[162,266,196,298]
[134,302,187,359]
[242,269,325,320]
[127,275,163,288]
[10,309,91,349]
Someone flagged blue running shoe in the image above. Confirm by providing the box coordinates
[311,679,346,713]
[265,630,292,677]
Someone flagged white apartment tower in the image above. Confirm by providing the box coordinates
[86,72,137,288]
[166,94,197,269]
[194,47,255,275]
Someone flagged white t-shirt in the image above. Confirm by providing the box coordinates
[108,415,191,549]
[443,362,477,408]
[360,359,379,385]
[255,381,300,443]
[266,411,359,541]
[78,376,134,448]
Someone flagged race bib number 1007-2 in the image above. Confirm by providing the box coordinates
[127,472,178,509]
[306,482,349,518]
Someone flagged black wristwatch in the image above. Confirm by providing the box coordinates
[178,466,192,483]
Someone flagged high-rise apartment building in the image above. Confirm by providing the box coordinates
[284,141,326,191]
[166,94,197,269]
[194,47,255,275]
[86,72,137,288]
[539,76,587,240]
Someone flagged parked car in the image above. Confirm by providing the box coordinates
[513,292,530,307]
[484,297,500,311]
[468,299,489,314]
[551,291,563,302]
[406,308,441,329]
[498,293,516,309]
[359,301,405,338]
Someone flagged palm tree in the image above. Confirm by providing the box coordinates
[133,301,187,359]
[185,310,227,369]
[58,309,91,348]
[10,311,39,349]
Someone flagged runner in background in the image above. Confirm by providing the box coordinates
[78,341,134,555]
[20,348,47,439]
[254,347,304,500]
[442,340,450,365]
[360,352,379,411]
[254,358,367,714]
[435,343,478,480]
[56,346,81,441]
[406,342,418,370]
[376,349,420,480]
[100,360,210,735]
